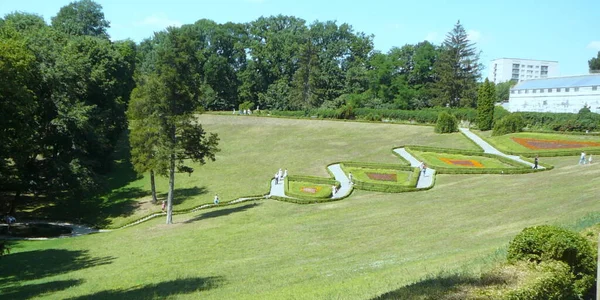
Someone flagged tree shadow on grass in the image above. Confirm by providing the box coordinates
[183,203,261,224]
[66,276,224,300]
[372,272,511,300]
[0,249,113,285]
[158,186,208,206]
[1,279,83,299]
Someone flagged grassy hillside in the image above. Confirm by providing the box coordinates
[102,115,480,228]
[2,116,600,299]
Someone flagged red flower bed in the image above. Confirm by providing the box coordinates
[366,173,397,181]
[511,137,600,150]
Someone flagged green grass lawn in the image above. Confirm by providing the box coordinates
[94,115,479,228]
[411,151,517,169]
[477,131,600,156]
[3,116,600,299]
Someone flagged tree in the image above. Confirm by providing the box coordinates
[435,112,458,133]
[51,0,110,38]
[132,27,220,224]
[476,78,496,131]
[495,80,517,103]
[433,21,482,108]
[588,51,600,72]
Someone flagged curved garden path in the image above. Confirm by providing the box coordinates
[14,126,545,238]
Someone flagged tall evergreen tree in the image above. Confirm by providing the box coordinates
[477,78,496,131]
[433,21,482,108]
[130,27,220,224]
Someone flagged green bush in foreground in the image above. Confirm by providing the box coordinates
[493,114,525,136]
[434,112,458,133]
[507,225,596,298]
[504,261,576,300]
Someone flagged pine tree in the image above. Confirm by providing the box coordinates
[477,78,496,131]
[433,21,482,108]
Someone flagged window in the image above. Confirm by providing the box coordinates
[593,86,598,91]
[532,89,536,94]
[528,65,533,68]
[557,88,561,92]
[518,90,522,94]
[575,87,579,92]
[565,88,570,92]
[540,89,544,93]
[525,89,529,94]
[535,66,540,68]
[548,88,552,93]
[543,100,547,105]
[511,90,515,94]
[512,64,520,68]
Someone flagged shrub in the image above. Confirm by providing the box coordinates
[492,114,525,136]
[337,104,355,120]
[507,225,596,297]
[504,261,576,300]
[493,105,510,123]
[434,112,458,133]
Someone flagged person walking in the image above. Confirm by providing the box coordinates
[579,152,586,165]
[348,172,353,185]
[161,200,166,212]
[331,185,337,196]
[214,194,220,205]
[533,155,539,169]
[589,154,593,164]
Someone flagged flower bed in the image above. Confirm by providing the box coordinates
[511,137,600,150]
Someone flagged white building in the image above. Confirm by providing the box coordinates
[508,74,600,114]
[488,58,559,84]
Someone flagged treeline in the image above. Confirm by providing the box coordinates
[0,2,136,213]
[135,17,482,111]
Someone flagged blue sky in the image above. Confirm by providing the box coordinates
[1,0,599,77]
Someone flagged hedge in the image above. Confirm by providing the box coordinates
[341,161,413,171]
[504,261,577,300]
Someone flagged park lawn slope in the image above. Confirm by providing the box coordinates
[3,157,600,299]
[99,115,479,228]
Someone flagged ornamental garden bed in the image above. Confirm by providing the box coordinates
[476,131,600,157]
[344,166,414,186]
[411,151,517,169]
[286,180,333,199]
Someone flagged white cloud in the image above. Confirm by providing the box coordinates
[467,29,481,42]
[587,41,600,51]
[135,14,182,29]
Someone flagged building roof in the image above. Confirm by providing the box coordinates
[512,74,600,90]
[491,57,558,63]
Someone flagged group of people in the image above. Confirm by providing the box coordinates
[234,106,259,115]
[579,152,593,165]
[274,168,288,184]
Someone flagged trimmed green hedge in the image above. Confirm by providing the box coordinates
[504,261,577,300]
[341,161,413,171]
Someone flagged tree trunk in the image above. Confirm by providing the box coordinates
[150,170,158,204]
[9,190,20,215]
[166,156,175,224]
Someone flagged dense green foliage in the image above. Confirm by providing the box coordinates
[476,78,495,130]
[517,109,600,132]
[434,112,458,133]
[493,114,525,136]
[433,21,482,108]
[0,8,136,214]
[504,261,577,300]
[507,225,596,298]
[495,80,517,103]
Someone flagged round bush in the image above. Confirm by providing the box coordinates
[504,261,576,300]
[434,112,458,133]
[507,225,596,297]
[492,114,524,136]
